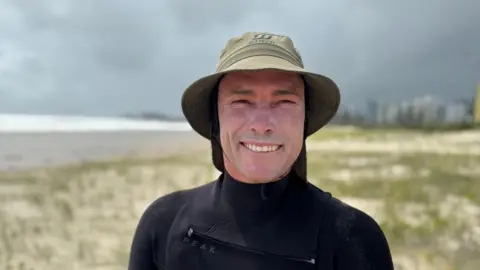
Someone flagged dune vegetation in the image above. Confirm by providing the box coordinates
[1,127,479,270]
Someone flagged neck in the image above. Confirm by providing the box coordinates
[220,170,291,225]
[223,165,292,185]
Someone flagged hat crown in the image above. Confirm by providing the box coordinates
[216,32,304,71]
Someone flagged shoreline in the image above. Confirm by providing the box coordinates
[0,131,210,173]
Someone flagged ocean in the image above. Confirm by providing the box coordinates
[0,114,207,171]
[0,114,192,133]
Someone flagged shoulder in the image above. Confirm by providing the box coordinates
[129,183,215,269]
[132,189,187,240]
[327,196,386,244]
[330,197,393,269]
[308,184,394,269]
[308,183,386,240]
[138,181,216,230]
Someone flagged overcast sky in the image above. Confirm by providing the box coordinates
[1,0,479,117]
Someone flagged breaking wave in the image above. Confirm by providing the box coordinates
[0,114,192,132]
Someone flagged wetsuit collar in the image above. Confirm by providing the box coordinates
[221,171,290,224]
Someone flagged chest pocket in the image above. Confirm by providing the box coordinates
[166,227,317,270]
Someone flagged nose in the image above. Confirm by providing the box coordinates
[248,107,275,135]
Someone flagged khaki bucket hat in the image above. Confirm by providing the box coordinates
[181,31,341,140]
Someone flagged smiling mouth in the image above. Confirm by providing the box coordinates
[240,142,282,153]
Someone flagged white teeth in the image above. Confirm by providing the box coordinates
[245,144,280,153]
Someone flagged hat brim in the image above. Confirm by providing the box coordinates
[181,55,341,139]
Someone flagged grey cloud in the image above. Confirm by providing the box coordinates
[0,0,479,116]
[165,1,271,32]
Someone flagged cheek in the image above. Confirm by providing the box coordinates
[272,109,305,135]
[218,109,249,141]
[219,109,249,129]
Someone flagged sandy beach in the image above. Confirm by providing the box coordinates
[0,131,209,171]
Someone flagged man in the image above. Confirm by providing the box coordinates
[128,32,394,270]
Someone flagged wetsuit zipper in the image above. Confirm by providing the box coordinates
[188,227,316,265]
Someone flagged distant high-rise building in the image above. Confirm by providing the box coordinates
[364,92,473,127]
[384,104,400,124]
[376,102,389,124]
[474,84,480,125]
[366,100,379,124]
[409,95,444,124]
[443,102,469,123]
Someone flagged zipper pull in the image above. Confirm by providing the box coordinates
[307,258,316,265]
[188,227,194,237]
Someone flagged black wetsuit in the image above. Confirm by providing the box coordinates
[128,172,394,270]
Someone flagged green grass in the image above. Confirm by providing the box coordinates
[308,126,416,141]
[308,127,373,141]
[308,152,480,203]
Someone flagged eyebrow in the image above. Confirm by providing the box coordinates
[227,89,300,97]
[272,89,300,97]
[228,89,254,96]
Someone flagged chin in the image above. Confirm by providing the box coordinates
[241,168,284,183]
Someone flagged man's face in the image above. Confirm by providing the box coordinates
[217,69,305,184]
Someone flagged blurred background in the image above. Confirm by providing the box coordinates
[0,0,479,269]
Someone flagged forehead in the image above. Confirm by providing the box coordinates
[218,70,304,95]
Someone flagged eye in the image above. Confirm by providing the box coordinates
[277,100,296,105]
[231,100,250,105]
